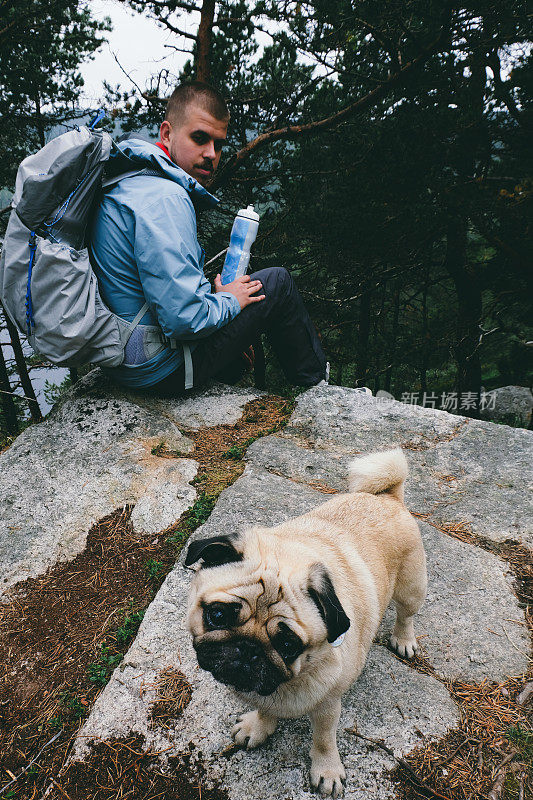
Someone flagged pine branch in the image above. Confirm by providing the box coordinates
[212,3,455,189]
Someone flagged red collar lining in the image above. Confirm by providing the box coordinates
[156,141,171,159]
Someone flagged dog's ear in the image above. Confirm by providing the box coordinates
[308,564,350,643]
[184,535,242,569]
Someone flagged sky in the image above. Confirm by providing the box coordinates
[80,1,193,104]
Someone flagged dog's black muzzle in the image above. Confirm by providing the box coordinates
[194,637,285,695]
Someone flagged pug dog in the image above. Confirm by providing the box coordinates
[185,448,427,797]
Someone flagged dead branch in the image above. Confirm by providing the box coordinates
[111,50,145,98]
[159,16,197,39]
[163,42,194,55]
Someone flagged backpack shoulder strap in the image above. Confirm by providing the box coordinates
[101,167,162,191]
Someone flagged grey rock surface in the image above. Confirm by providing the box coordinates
[140,382,266,429]
[0,371,262,595]
[377,522,528,680]
[249,387,533,547]
[284,385,466,453]
[76,369,265,430]
[480,384,533,429]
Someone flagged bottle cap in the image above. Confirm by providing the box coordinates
[237,204,260,221]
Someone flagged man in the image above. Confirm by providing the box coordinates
[90,81,328,395]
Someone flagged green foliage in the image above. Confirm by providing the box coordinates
[43,375,72,406]
[144,559,164,583]
[87,646,122,686]
[185,492,217,528]
[0,0,111,191]
[86,607,145,687]
[167,492,217,547]
[115,610,145,645]
[506,724,533,763]
[222,436,257,460]
[49,691,86,728]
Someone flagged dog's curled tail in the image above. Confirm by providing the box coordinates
[348,448,408,503]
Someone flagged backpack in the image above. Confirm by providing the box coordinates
[0,119,157,369]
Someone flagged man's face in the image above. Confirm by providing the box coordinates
[159,103,228,186]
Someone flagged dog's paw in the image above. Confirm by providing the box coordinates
[231,710,277,749]
[310,754,346,798]
[390,632,418,659]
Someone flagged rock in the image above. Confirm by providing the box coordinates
[3,380,530,798]
[0,371,263,594]
[137,382,267,429]
[480,385,533,429]
[72,369,266,430]
[377,521,528,681]
[248,386,533,548]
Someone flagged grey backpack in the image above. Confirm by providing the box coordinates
[0,124,156,368]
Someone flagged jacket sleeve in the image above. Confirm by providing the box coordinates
[133,191,241,339]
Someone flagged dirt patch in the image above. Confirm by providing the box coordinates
[50,735,230,800]
[386,661,532,800]
[0,505,172,798]
[146,667,193,729]
[0,394,293,800]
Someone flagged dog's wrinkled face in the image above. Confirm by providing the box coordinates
[185,530,350,696]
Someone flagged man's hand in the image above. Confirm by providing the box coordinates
[214,274,266,310]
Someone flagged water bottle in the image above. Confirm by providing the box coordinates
[220,205,260,285]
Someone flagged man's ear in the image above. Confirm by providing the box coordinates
[308,564,351,643]
[184,535,242,569]
[159,119,171,148]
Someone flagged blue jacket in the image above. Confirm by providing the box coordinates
[89,137,241,387]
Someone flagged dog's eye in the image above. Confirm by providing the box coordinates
[203,602,241,630]
[272,623,304,664]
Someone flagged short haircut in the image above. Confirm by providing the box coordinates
[164,81,230,127]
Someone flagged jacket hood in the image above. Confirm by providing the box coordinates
[109,136,219,209]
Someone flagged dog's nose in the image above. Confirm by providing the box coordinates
[194,637,284,695]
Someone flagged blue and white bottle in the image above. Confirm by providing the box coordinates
[220,205,260,285]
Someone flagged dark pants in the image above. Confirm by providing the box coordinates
[146,267,327,397]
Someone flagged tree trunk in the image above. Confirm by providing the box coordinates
[0,344,19,437]
[196,0,216,82]
[3,310,42,423]
[356,290,371,387]
[33,88,45,148]
[252,335,266,390]
[373,282,386,394]
[420,267,429,396]
[384,281,400,394]
[443,217,482,417]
